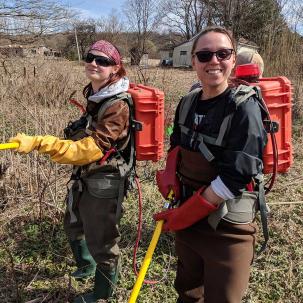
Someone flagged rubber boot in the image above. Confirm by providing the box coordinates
[73,260,120,303]
[70,239,96,280]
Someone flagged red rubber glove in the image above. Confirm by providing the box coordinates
[153,187,218,232]
[156,146,181,201]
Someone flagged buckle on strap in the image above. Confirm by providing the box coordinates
[198,139,215,162]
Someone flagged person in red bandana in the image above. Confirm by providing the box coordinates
[10,40,132,303]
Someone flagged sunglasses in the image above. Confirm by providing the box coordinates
[84,53,115,67]
[195,49,234,63]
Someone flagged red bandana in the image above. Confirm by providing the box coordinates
[89,40,121,65]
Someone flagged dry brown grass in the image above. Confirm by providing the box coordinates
[0,58,302,303]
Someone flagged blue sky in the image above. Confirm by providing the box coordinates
[64,0,124,19]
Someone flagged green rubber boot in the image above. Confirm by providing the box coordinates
[70,239,96,280]
[73,261,120,303]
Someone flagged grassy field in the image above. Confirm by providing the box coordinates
[0,58,302,303]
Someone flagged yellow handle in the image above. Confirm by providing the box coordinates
[0,142,19,150]
[128,190,174,303]
[128,220,164,303]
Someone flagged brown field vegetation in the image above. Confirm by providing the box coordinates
[0,57,302,303]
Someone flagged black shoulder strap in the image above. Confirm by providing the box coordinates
[215,85,258,146]
[90,92,137,172]
[95,92,130,122]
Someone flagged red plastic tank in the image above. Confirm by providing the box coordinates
[128,83,164,162]
[235,64,293,174]
[254,77,293,173]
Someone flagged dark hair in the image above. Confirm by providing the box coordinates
[82,62,127,99]
[191,26,237,55]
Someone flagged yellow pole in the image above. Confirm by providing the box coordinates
[128,191,174,303]
[0,142,19,150]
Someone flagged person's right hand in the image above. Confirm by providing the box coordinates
[9,133,42,153]
[153,186,217,232]
[156,146,181,201]
[10,134,103,165]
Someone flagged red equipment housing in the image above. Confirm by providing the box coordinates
[235,64,293,175]
[128,83,165,162]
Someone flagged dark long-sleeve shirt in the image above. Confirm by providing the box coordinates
[170,88,267,196]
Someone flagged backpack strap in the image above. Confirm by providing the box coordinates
[254,173,270,253]
[179,88,201,125]
[93,92,138,220]
[227,86,270,252]
[215,85,257,146]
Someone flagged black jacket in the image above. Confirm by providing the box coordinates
[170,88,267,196]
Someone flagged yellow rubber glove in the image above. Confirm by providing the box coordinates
[9,133,104,165]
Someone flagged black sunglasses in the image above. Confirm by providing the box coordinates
[84,53,115,67]
[195,49,234,63]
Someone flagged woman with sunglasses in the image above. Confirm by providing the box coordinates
[154,26,267,302]
[10,40,132,303]
[189,49,265,91]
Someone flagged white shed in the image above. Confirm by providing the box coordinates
[172,36,195,68]
[159,47,174,61]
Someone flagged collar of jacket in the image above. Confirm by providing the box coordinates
[88,77,129,103]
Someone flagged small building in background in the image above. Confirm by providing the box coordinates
[0,45,24,57]
[172,37,196,68]
[0,44,61,58]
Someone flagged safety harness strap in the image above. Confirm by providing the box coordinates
[214,85,257,147]
[255,174,270,253]
[178,85,270,251]
[66,92,136,223]
[178,88,201,125]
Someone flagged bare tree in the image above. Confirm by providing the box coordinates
[0,0,75,43]
[65,19,97,59]
[162,0,206,40]
[124,0,164,64]
[96,10,125,44]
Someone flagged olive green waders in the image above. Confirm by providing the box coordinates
[64,169,125,302]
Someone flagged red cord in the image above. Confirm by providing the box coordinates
[133,176,159,285]
[69,98,86,113]
[98,147,116,166]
